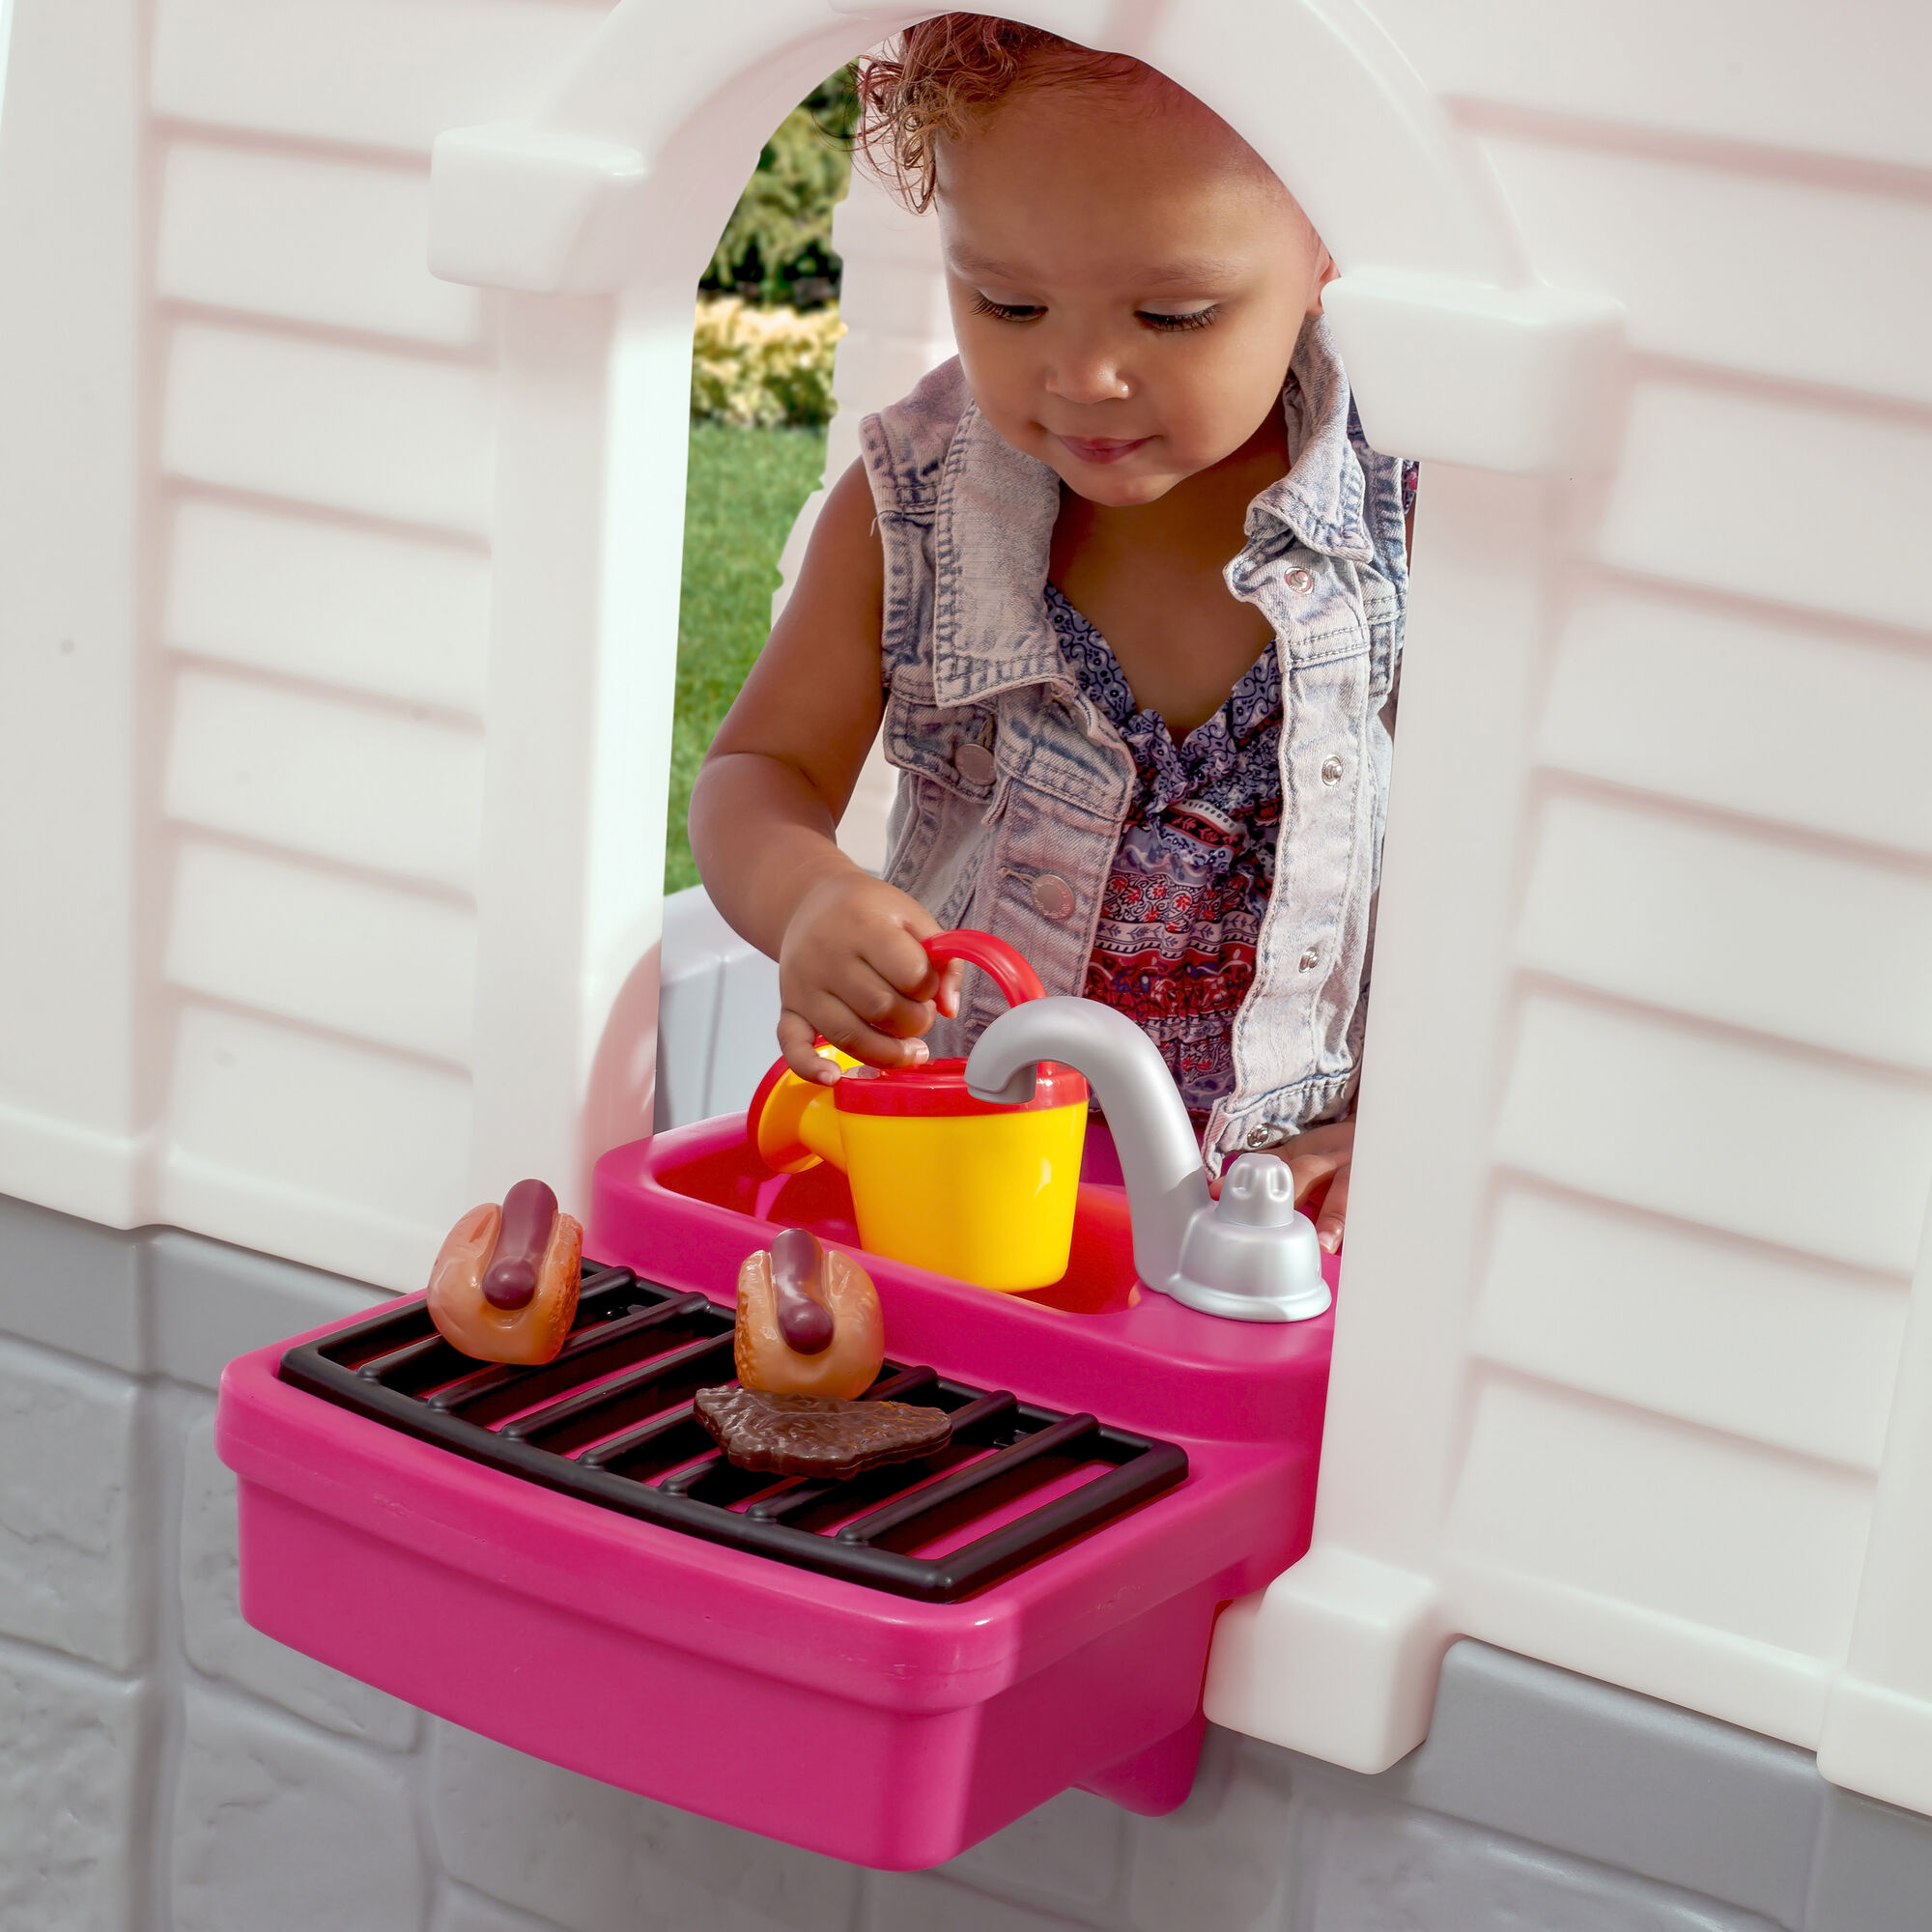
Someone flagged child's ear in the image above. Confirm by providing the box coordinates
[1308,246,1340,317]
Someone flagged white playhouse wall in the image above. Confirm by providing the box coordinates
[1200,0,1932,1823]
[0,0,623,1292]
[6,0,1932,1850]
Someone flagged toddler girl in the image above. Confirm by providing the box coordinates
[690,15,1412,1251]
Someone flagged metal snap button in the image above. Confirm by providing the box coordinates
[1285,566,1314,593]
[1321,755,1344,785]
[1245,1122,1287,1150]
[952,742,996,786]
[1030,873,1076,921]
[1298,947,1320,972]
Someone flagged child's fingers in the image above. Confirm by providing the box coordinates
[776,1010,842,1084]
[1313,1161,1350,1254]
[827,955,940,1043]
[782,994,933,1074]
[935,958,966,1019]
[1285,1145,1346,1203]
[868,920,950,1008]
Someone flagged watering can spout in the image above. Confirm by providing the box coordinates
[964,1000,1331,1323]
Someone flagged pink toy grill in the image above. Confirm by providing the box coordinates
[217,1118,1335,1869]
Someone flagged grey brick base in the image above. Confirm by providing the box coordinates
[3,1186,1928,1932]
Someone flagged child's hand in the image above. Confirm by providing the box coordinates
[1213,1118,1355,1254]
[776,872,963,1083]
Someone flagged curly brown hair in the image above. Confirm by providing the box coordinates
[854,15,1147,213]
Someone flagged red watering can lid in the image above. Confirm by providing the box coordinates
[832,1056,1088,1118]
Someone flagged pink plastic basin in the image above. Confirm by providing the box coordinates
[218,1116,1335,1869]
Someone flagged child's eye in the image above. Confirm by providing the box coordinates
[970,293,1045,324]
[1137,304,1222,333]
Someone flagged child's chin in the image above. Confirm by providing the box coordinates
[1058,463,1182,508]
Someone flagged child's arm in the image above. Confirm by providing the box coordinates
[690,460,953,1084]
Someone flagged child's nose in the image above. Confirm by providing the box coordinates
[1044,354,1132,408]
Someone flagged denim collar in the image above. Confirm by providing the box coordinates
[928,400,1064,705]
[929,313,1370,708]
[1243,316,1376,565]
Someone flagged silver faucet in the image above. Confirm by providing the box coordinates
[964,998,1331,1323]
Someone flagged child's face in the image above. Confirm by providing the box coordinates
[936,81,1332,508]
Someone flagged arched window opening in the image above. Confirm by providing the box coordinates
[668,64,857,894]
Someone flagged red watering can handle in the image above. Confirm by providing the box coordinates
[923,929,1044,1009]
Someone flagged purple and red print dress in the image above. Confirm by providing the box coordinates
[1045,582,1278,1119]
[1045,458,1414,1121]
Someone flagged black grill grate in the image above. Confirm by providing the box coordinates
[279,1265,1188,1603]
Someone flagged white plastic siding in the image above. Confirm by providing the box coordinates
[1206,13,1932,1818]
[0,0,615,1286]
[148,2,612,1288]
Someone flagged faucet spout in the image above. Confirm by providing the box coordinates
[964,999,1330,1322]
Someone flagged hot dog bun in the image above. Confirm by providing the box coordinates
[734,1242,882,1401]
[427,1194,582,1364]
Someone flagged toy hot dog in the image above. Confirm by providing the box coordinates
[703,1230,952,1477]
[427,1179,582,1364]
[733,1228,882,1401]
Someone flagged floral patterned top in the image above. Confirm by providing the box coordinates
[1046,453,1414,1120]
[1047,426,1418,1118]
[1046,580,1285,1119]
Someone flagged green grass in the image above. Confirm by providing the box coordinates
[667,420,830,893]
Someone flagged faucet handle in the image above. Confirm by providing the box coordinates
[1218,1152,1298,1227]
[1168,1153,1333,1323]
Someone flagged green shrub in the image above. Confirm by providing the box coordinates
[703,71,859,307]
[691,298,844,428]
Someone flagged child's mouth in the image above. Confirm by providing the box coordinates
[1054,434,1151,466]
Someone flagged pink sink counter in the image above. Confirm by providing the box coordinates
[218,1115,1335,1869]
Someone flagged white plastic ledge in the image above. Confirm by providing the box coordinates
[428,123,651,297]
[1325,270,1626,477]
[1205,1547,1449,1772]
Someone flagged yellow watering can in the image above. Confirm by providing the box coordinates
[747,931,1089,1292]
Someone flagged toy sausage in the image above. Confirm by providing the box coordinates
[769,1225,837,1353]
[482,1178,558,1309]
[427,1179,582,1364]
[734,1229,882,1401]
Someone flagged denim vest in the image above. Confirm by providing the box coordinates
[858,317,1408,1172]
